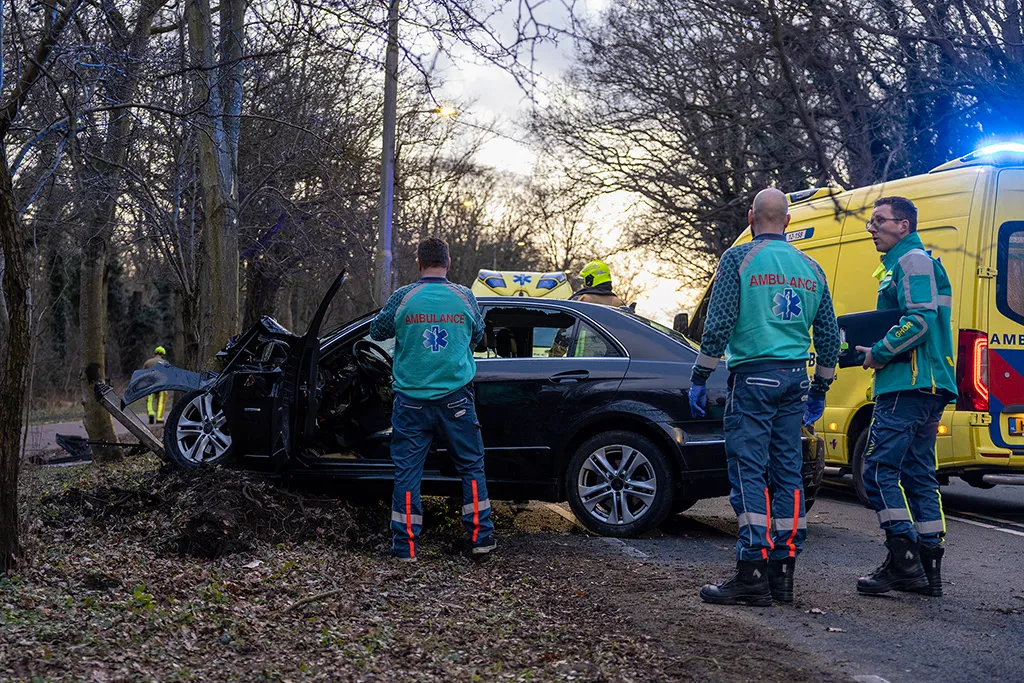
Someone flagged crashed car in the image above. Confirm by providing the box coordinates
[116,272,825,537]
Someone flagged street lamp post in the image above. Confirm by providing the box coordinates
[374,0,400,308]
[373,0,457,307]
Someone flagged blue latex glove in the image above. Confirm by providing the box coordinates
[688,384,707,418]
[803,396,825,427]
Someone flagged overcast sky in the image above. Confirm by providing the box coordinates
[400,0,694,322]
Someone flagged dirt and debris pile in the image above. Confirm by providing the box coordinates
[37,467,393,558]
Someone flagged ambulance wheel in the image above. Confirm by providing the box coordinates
[850,428,871,506]
[566,431,673,538]
[163,390,233,470]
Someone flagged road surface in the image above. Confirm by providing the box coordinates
[566,477,1024,683]
[22,416,146,458]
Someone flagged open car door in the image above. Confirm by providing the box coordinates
[285,270,347,462]
[225,271,345,472]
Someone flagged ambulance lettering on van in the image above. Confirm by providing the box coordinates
[989,333,1022,345]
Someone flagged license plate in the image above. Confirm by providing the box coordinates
[1010,417,1024,436]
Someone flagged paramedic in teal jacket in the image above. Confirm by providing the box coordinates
[370,237,495,561]
[689,188,840,606]
[853,196,956,598]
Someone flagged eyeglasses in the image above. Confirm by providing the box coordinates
[865,217,902,230]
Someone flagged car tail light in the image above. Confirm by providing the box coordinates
[955,329,988,411]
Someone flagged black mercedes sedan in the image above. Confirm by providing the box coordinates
[116,272,824,538]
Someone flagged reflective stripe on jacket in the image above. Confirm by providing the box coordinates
[869,232,957,399]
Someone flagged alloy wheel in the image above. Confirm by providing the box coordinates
[576,444,657,525]
[175,392,231,464]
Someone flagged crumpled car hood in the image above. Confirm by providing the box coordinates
[121,362,218,406]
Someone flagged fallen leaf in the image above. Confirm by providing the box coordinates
[243,560,263,569]
[807,607,825,615]
[826,627,846,633]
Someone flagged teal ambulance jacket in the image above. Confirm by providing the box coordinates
[370,277,485,401]
[869,232,957,399]
[691,233,840,397]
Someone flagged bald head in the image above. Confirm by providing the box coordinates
[749,188,791,235]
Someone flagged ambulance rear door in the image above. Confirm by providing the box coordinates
[988,169,1024,452]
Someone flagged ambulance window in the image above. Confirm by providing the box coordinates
[997,222,1024,325]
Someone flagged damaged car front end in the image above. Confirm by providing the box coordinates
[104,272,350,471]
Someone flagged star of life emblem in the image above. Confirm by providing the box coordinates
[423,325,448,352]
[772,288,802,321]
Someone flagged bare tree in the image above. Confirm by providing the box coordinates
[185,0,246,364]
[0,0,82,573]
[71,0,170,460]
[536,0,1024,286]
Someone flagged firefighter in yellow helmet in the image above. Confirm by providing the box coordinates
[143,346,167,424]
[552,260,627,358]
[571,260,626,307]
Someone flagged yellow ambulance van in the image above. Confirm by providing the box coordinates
[688,143,1024,499]
[470,269,573,299]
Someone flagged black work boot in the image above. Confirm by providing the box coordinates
[768,558,795,603]
[915,545,944,597]
[700,560,772,606]
[857,534,929,595]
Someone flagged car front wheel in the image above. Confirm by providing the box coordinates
[566,431,674,537]
[163,389,233,470]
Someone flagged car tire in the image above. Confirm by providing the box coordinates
[163,389,233,470]
[850,428,871,506]
[566,431,674,538]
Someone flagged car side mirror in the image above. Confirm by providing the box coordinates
[674,312,689,333]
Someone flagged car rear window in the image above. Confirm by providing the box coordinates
[622,310,699,350]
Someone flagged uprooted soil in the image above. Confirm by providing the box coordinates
[33,463,393,559]
[2,457,842,682]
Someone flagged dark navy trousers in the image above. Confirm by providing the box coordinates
[862,390,947,547]
[389,384,494,559]
[724,366,809,562]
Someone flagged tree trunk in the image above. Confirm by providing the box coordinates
[0,151,30,572]
[0,248,8,343]
[0,0,81,573]
[178,285,203,372]
[242,261,281,330]
[79,241,119,460]
[76,0,167,461]
[186,0,243,365]
[276,280,294,332]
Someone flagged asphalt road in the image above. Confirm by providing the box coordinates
[576,478,1024,683]
[21,419,129,457]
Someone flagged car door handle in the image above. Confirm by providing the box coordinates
[550,370,590,384]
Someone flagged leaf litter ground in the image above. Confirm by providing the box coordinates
[2,456,841,682]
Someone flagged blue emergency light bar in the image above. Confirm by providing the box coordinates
[963,141,1024,160]
[930,141,1024,172]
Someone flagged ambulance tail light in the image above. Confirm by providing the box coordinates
[955,329,988,411]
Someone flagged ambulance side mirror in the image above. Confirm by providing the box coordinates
[673,312,689,334]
